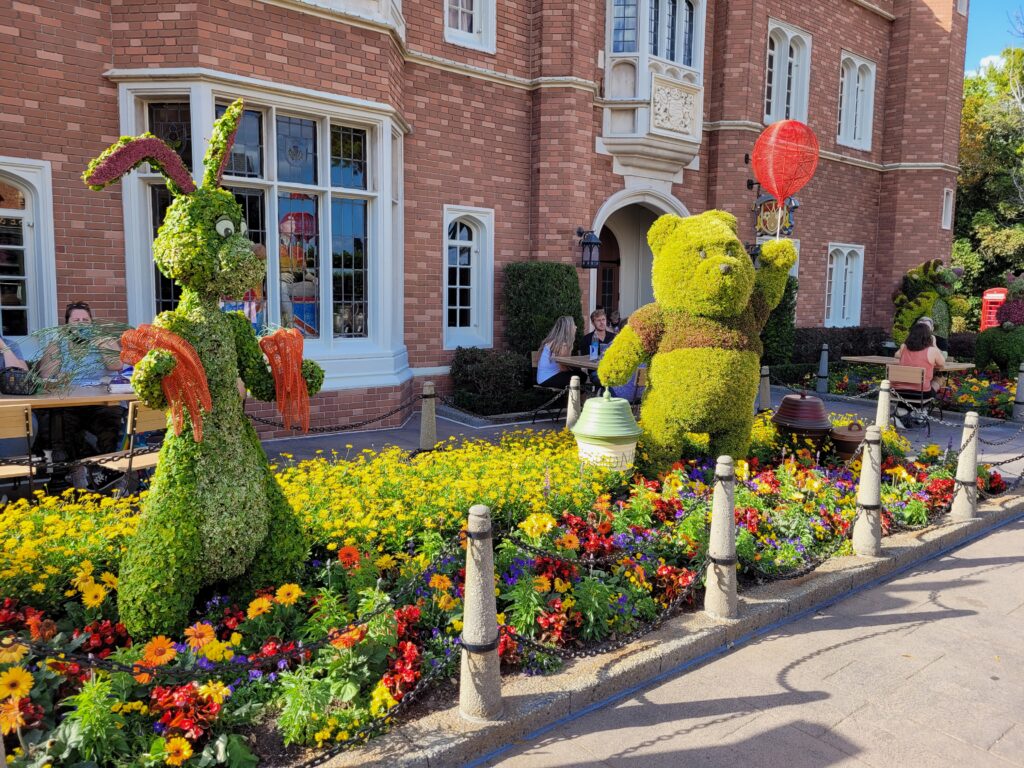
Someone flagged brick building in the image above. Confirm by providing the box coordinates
[0,0,967,428]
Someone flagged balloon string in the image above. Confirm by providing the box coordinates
[776,199,781,240]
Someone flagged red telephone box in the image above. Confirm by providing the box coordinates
[981,288,1008,331]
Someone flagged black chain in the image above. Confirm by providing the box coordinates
[978,419,1024,446]
[437,386,570,425]
[248,394,427,434]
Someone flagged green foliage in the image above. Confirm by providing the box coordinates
[86,100,324,637]
[55,676,130,763]
[449,346,547,415]
[505,574,546,637]
[572,576,614,642]
[599,211,795,469]
[956,49,1024,299]
[976,325,1024,375]
[761,275,798,365]
[503,262,584,356]
[893,291,938,345]
[276,666,342,746]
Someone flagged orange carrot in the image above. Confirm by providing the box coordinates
[259,328,310,432]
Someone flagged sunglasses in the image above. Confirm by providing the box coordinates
[66,302,91,311]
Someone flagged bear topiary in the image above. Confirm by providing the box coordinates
[598,210,796,467]
[83,100,325,637]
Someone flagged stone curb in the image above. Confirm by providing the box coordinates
[311,494,1024,768]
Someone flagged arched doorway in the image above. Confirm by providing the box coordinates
[589,189,688,319]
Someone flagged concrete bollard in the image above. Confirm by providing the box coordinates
[1014,364,1024,422]
[951,411,980,522]
[704,456,738,620]
[566,375,582,430]
[875,380,891,427]
[816,343,829,394]
[419,381,437,452]
[758,365,772,412]
[852,425,883,557]
[459,504,503,722]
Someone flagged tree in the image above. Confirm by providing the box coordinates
[955,48,1024,306]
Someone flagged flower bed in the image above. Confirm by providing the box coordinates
[784,364,1018,419]
[0,429,1004,767]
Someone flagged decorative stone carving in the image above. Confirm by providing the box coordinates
[652,80,698,138]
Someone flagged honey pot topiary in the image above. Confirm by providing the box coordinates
[598,211,796,468]
[84,100,324,637]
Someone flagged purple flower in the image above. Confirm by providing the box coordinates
[196,657,215,671]
[153,722,166,735]
[267,672,278,683]
[248,669,263,680]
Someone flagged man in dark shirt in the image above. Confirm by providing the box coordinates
[580,308,616,356]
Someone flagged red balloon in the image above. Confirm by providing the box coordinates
[751,120,820,204]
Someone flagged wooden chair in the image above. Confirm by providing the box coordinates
[630,367,648,417]
[0,405,36,491]
[531,350,567,423]
[93,402,166,487]
[887,364,937,435]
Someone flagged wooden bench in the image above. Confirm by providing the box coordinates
[0,404,36,491]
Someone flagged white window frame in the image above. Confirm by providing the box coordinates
[115,75,408,391]
[442,205,493,350]
[824,243,863,328]
[956,0,967,16]
[648,0,698,67]
[764,20,812,124]
[0,157,57,346]
[444,0,496,54]
[837,51,875,151]
[757,236,800,278]
[941,188,955,230]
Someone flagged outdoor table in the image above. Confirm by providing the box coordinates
[841,355,975,373]
[0,385,138,409]
[553,354,601,372]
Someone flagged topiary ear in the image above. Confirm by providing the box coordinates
[83,134,196,197]
[202,98,244,189]
[701,210,739,234]
[647,214,685,255]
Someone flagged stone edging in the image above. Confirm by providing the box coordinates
[314,493,1024,767]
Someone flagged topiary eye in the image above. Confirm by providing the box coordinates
[699,249,706,260]
[215,216,235,237]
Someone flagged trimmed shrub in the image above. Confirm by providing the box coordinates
[976,326,1024,376]
[504,262,584,356]
[449,347,548,415]
[948,332,977,360]
[791,327,889,364]
[761,275,798,366]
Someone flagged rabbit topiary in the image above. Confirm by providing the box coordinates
[84,100,325,637]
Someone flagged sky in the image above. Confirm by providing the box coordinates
[966,0,1020,74]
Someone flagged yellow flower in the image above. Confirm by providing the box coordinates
[197,680,231,704]
[100,572,118,589]
[553,577,571,593]
[0,638,27,665]
[369,681,398,716]
[374,554,397,569]
[0,667,33,700]
[274,584,303,606]
[247,597,273,619]
[81,582,107,609]
[164,736,193,766]
[435,593,457,611]
[533,575,551,593]
[519,512,557,540]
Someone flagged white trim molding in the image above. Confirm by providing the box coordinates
[764,19,812,124]
[111,70,411,392]
[258,0,406,41]
[0,156,58,341]
[442,204,495,350]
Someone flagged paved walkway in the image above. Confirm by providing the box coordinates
[478,518,1024,768]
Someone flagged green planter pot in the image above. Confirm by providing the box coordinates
[571,389,643,472]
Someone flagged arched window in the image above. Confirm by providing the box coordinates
[443,206,494,349]
[764,21,811,124]
[825,244,863,327]
[837,53,876,149]
[0,160,56,340]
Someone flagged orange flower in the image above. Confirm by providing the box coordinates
[0,698,24,735]
[141,636,176,667]
[330,624,367,650]
[337,545,361,569]
[184,622,215,650]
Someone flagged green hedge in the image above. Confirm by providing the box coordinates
[504,262,584,356]
[449,347,550,415]
[761,275,798,366]
[976,326,1024,376]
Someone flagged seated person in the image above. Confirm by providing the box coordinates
[608,309,624,334]
[537,316,584,388]
[579,308,617,357]
[895,321,946,394]
[36,302,125,480]
[0,336,36,459]
[917,315,948,353]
